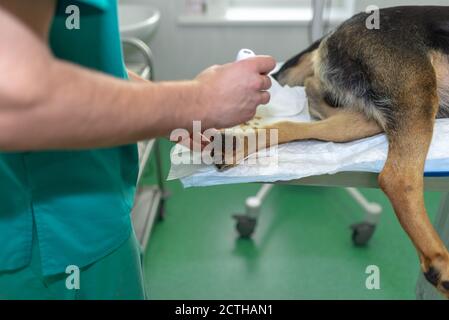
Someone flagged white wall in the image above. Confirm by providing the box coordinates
[141,0,448,81]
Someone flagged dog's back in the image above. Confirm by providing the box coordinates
[316,6,449,128]
[275,6,449,128]
[429,9,449,118]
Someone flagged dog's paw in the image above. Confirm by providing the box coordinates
[423,256,449,299]
[211,120,277,171]
[213,131,250,171]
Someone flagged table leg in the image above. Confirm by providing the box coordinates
[416,192,449,300]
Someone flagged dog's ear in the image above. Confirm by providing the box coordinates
[272,39,323,85]
[430,21,449,54]
[271,52,302,81]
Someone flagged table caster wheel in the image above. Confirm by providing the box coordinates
[351,222,376,246]
[233,214,257,238]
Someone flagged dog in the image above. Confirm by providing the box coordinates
[218,6,449,297]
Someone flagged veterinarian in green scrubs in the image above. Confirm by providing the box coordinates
[0,0,144,299]
[0,0,274,300]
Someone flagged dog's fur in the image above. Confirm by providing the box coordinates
[222,6,449,297]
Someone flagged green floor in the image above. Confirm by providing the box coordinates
[141,140,442,300]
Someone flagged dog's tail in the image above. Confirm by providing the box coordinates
[430,20,449,55]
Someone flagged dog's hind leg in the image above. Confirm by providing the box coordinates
[216,77,382,168]
[266,111,382,143]
[378,97,449,297]
[216,109,382,169]
[263,75,383,144]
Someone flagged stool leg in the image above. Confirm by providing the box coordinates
[346,188,383,246]
[234,184,274,238]
[346,188,383,224]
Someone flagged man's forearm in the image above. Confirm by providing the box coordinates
[0,4,206,151]
[1,59,202,151]
[0,3,275,152]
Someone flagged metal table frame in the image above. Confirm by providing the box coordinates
[283,172,449,192]
[123,38,168,252]
[132,139,167,252]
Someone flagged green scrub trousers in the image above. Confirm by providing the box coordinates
[0,226,146,300]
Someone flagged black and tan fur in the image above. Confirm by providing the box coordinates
[220,6,449,297]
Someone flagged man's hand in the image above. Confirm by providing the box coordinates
[194,56,276,129]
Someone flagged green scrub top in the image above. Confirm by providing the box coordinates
[0,0,139,276]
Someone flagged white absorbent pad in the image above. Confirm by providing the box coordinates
[168,80,449,188]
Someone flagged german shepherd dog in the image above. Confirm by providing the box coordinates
[220,6,449,297]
